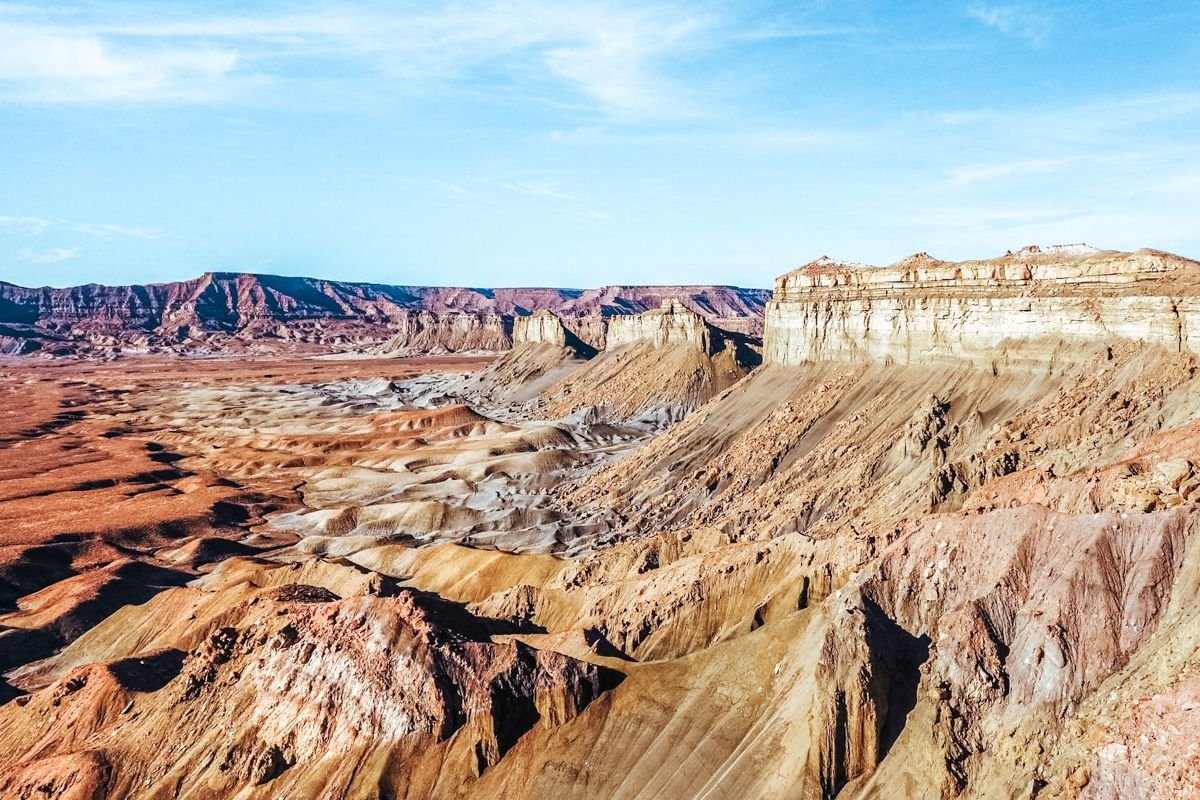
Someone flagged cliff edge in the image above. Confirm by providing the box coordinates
[765,245,1200,366]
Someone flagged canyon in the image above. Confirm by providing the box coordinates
[2,244,1200,799]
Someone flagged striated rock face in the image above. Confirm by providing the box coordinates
[501,314,607,352]
[554,284,770,318]
[0,273,767,357]
[605,298,717,352]
[764,246,1200,366]
[372,311,513,355]
[514,310,570,347]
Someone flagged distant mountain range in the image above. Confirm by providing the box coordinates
[0,271,770,356]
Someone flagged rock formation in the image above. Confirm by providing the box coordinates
[765,246,1200,366]
[544,298,762,421]
[371,311,513,355]
[4,245,1200,799]
[605,297,717,351]
[0,273,767,356]
[512,310,596,357]
[0,569,620,798]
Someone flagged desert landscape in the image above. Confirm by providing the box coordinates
[2,244,1200,798]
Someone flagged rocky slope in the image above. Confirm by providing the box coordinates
[0,272,768,356]
[440,312,600,408]
[3,244,1200,799]
[0,565,619,799]
[544,298,762,421]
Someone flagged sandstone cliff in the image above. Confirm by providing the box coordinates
[440,312,598,407]
[605,298,717,352]
[764,246,1200,367]
[372,312,513,355]
[512,310,596,357]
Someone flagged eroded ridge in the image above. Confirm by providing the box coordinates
[3,247,1200,799]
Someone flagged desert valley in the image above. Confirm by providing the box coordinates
[1,244,1199,799]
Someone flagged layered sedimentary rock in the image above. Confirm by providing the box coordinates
[513,310,569,347]
[764,246,1200,366]
[545,298,762,420]
[8,245,1200,799]
[535,246,1200,798]
[372,312,512,355]
[605,298,717,352]
[511,310,596,357]
[0,567,620,799]
[0,273,767,356]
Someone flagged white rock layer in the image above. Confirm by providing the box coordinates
[764,247,1200,366]
[606,299,713,352]
[513,310,569,347]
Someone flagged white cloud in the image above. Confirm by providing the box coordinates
[967,4,1052,44]
[73,222,163,239]
[20,246,80,263]
[503,180,579,201]
[944,157,1070,187]
[0,22,240,102]
[0,214,165,238]
[0,215,51,234]
[0,2,720,114]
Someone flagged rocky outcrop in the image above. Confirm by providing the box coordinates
[606,298,717,352]
[540,298,763,421]
[764,246,1200,366]
[512,311,596,357]
[372,311,513,355]
[514,311,570,347]
[554,284,770,319]
[0,566,620,799]
[0,274,767,357]
[556,285,769,341]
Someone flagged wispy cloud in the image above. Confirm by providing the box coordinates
[0,21,241,102]
[428,180,477,198]
[944,157,1070,187]
[928,93,1200,154]
[73,222,164,239]
[0,214,164,239]
[503,180,579,201]
[501,178,614,223]
[20,246,80,264]
[0,2,725,116]
[0,215,51,234]
[967,4,1053,44]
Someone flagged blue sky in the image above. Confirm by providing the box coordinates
[0,1,1197,288]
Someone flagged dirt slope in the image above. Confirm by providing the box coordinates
[2,246,1200,799]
